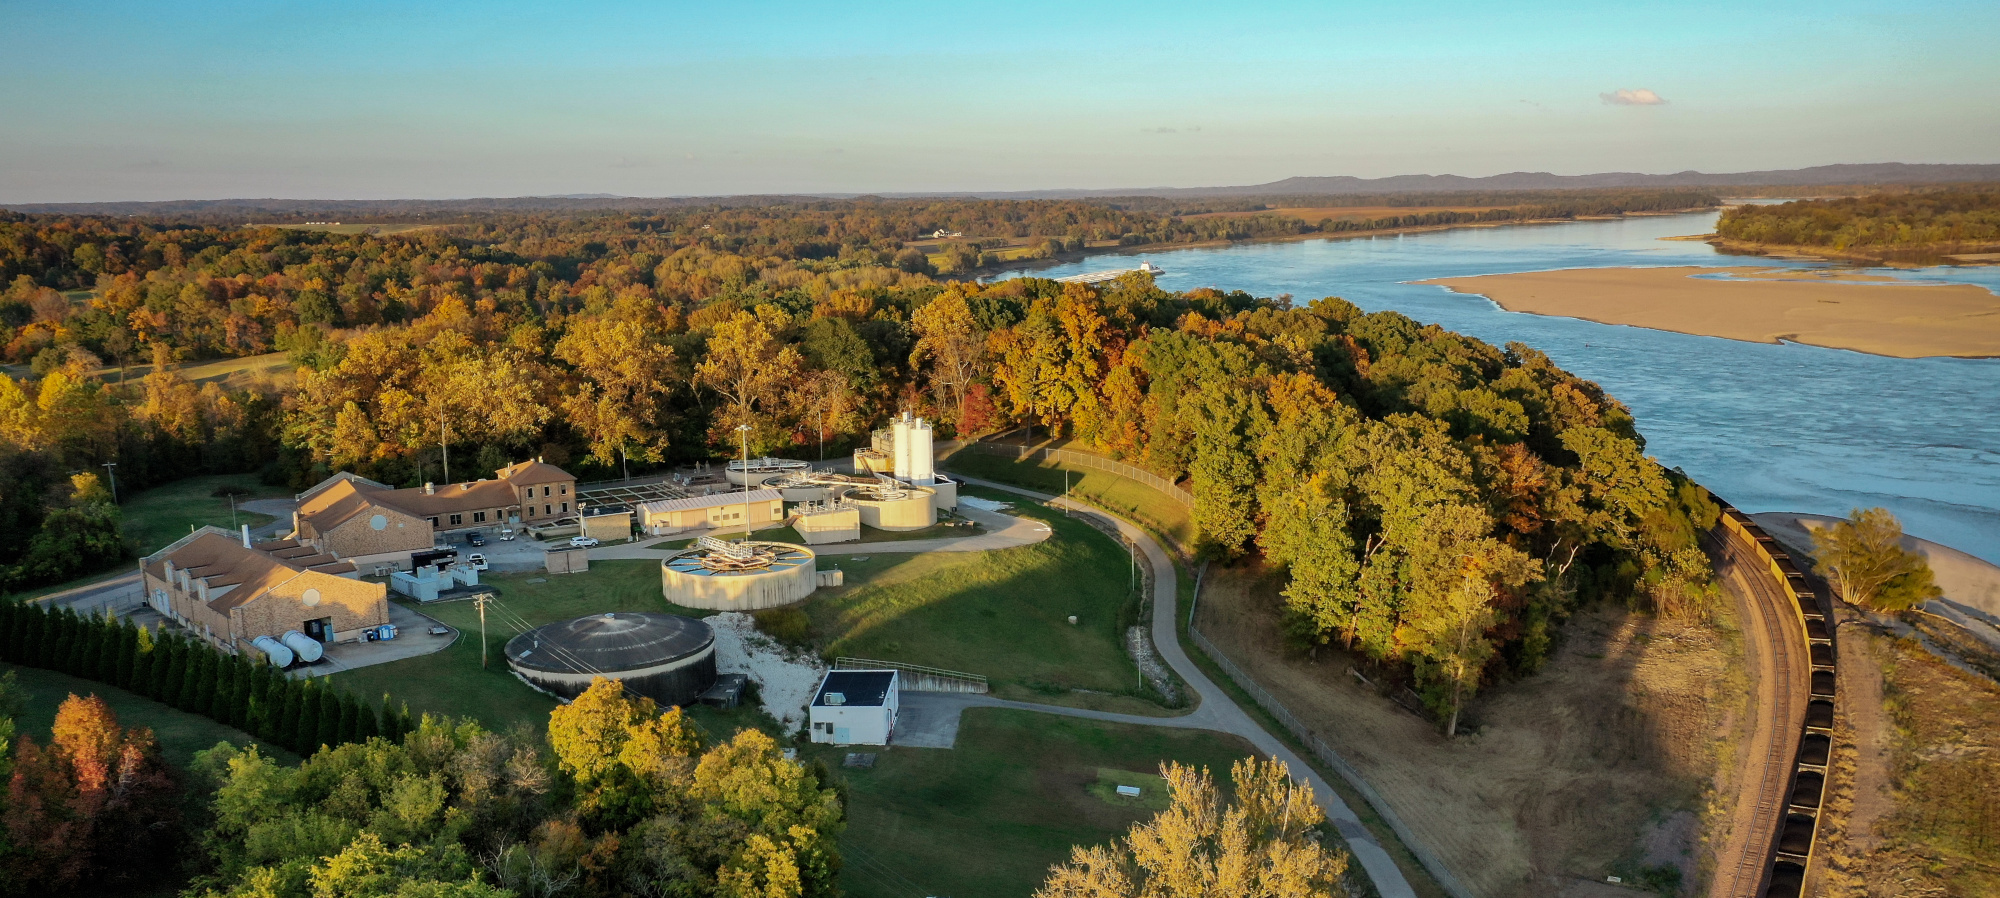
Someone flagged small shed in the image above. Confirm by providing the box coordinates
[809,669,899,746]
[580,505,633,543]
[545,547,590,574]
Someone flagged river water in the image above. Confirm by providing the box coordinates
[999,211,2000,565]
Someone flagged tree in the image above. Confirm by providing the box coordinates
[3,694,178,892]
[909,291,986,422]
[554,314,678,476]
[1037,757,1349,898]
[1810,507,1943,613]
[695,310,803,451]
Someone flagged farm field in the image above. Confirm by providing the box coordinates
[4,663,295,767]
[260,222,438,236]
[944,449,1196,553]
[811,708,1259,898]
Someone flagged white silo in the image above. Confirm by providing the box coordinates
[892,412,913,480]
[909,416,935,484]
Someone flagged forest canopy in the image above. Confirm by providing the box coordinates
[1716,188,2000,253]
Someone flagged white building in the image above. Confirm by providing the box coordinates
[636,490,786,536]
[808,669,899,745]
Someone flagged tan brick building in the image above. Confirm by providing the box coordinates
[141,526,389,653]
[294,460,577,569]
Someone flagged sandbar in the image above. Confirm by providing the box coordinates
[1420,266,2000,358]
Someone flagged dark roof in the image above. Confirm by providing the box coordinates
[812,670,896,707]
[503,612,713,675]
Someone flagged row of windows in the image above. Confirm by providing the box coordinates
[523,484,570,500]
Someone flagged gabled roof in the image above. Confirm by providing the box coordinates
[144,527,361,614]
[496,459,574,486]
[295,477,390,533]
[638,489,783,516]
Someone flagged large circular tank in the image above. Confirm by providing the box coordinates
[725,457,809,487]
[840,481,936,531]
[661,538,817,610]
[504,611,717,706]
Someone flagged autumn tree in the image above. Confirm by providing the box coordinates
[1037,757,1349,898]
[909,290,987,422]
[696,310,803,452]
[3,694,179,892]
[554,313,679,477]
[1810,507,1943,612]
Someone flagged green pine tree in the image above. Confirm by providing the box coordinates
[316,684,343,750]
[356,696,381,742]
[0,601,16,662]
[28,606,52,667]
[377,693,401,742]
[277,679,304,753]
[130,625,157,698]
[334,691,358,745]
[227,656,253,729]
[114,622,137,690]
[185,648,214,714]
[159,638,186,708]
[93,614,120,683]
[208,654,236,723]
[52,611,78,674]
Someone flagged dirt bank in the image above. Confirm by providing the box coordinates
[1752,513,2000,624]
[1193,563,1746,898]
[1420,266,2000,359]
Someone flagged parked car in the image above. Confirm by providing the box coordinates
[498,528,517,541]
[466,531,485,546]
[569,535,600,548]
[466,553,489,571]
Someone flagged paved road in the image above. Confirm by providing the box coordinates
[953,476,1419,898]
[1705,524,1808,898]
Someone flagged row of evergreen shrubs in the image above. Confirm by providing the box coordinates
[0,600,416,757]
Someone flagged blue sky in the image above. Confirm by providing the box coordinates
[3,0,1996,201]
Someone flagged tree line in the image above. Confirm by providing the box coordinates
[0,674,846,898]
[1717,188,2000,252]
[0,600,411,758]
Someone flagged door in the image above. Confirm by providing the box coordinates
[304,617,332,642]
[834,726,850,743]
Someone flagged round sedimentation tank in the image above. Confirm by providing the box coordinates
[504,611,717,706]
[725,457,809,487]
[840,480,935,531]
[661,537,818,610]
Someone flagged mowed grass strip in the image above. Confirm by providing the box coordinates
[807,500,1139,693]
[945,451,1196,552]
[4,663,296,767]
[815,709,1256,898]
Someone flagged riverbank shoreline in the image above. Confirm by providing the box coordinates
[1708,237,2000,267]
[975,206,1717,280]
[1420,265,2000,359]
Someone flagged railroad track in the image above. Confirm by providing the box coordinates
[1705,503,1837,898]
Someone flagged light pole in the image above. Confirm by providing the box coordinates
[100,462,118,504]
[737,424,753,543]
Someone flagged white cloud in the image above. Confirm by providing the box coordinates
[1600,88,1668,106]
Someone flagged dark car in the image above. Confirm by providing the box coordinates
[466,531,485,546]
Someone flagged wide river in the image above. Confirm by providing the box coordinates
[1000,210,2000,565]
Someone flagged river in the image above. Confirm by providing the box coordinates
[999,210,2000,565]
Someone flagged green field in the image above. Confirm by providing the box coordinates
[945,450,1196,554]
[4,663,295,767]
[813,709,1256,898]
[807,496,1143,696]
[121,473,289,555]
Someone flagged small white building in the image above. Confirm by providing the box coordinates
[809,669,899,745]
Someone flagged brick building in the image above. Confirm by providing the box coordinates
[294,460,577,570]
[141,526,389,652]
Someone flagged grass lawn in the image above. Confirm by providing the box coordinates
[327,560,720,733]
[121,473,288,555]
[945,451,1196,554]
[810,709,1257,898]
[4,663,295,767]
[806,497,1142,695]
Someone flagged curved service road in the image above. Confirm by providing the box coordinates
[957,476,1420,898]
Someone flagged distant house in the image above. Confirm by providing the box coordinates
[294,459,577,570]
[141,526,389,652]
[635,489,786,536]
[808,669,899,745]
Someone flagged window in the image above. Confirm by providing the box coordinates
[560,502,568,513]
[473,511,487,523]
[544,504,551,515]
[542,486,550,497]
[560,485,568,495]
[449,513,463,526]
[429,517,438,527]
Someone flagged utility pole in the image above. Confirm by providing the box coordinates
[230,492,239,530]
[737,424,753,543]
[100,462,118,504]
[473,594,490,668]
[440,414,450,485]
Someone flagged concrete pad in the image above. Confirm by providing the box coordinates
[892,692,970,749]
[292,602,456,677]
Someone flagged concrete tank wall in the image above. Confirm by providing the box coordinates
[661,546,819,610]
[511,644,718,707]
[848,488,935,531]
[796,507,861,545]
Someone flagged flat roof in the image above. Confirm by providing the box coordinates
[812,670,896,707]
[638,489,782,515]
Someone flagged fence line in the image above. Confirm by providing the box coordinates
[833,656,989,693]
[1189,625,1478,898]
[954,442,1195,507]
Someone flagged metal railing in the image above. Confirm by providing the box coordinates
[834,656,989,693]
[1189,625,1478,898]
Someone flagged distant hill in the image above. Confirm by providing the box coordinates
[8,163,1997,219]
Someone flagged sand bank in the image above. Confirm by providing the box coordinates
[1420,266,2000,358]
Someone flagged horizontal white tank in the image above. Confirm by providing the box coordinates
[252,635,294,667]
[281,630,324,663]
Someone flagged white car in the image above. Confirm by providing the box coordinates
[569,536,600,548]
[498,528,516,541]
[466,553,489,571]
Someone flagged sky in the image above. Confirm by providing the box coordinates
[3,0,1997,202]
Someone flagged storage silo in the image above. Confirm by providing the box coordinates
[504,611,717,706]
